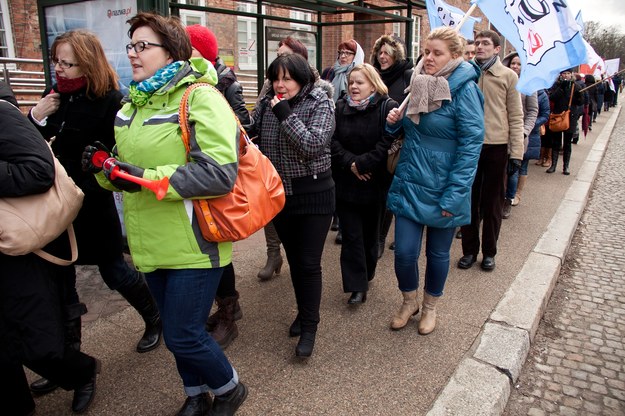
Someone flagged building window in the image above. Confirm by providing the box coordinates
[236,2,264,70]
[0,0,15,58]
[392,11,401,38]
[412,15,421,61]
[290,10,312,32]
[179,0,206,27]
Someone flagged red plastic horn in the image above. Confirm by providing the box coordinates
[101,157,169,200]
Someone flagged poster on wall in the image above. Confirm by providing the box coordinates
[265,27,317,69]
[44,0,136,93]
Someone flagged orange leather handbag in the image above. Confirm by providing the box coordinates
[548,87,574,133]
[179,83,285,242]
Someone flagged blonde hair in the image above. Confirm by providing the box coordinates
[51,30,119,98]
[349,63,389,95]
[427,27,464,59]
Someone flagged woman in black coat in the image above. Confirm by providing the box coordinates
[545,68,583,175]
[0,99,99,415]
[331,63,398,304]
[27,30,161,394]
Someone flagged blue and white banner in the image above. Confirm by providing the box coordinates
[426,0,481,40]
[575,11,604,79]
[473,0,587,95]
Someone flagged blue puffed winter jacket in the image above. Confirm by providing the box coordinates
[525,89,549,161]
[387,61,484,228]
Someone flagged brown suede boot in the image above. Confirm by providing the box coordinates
[535,148,545,165]
[418,293,440,335]
[209,295,240,349]
[206,291,242,332]
[512,175,527,206]
[541,149,552,167]
[390,290,419,330]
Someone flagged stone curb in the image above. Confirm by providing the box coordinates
[427,105,622,415]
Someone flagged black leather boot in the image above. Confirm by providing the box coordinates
[72,358,101,413]
[117,276,162,353]
[30,303,87,395]
[176,393,212,416]
[562,145,571,175]
[211,382,248,416]
[546,149,559,173]
[295,331,316,357]
[288,316,301,338]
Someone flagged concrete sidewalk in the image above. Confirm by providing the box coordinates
[27,105,622,415]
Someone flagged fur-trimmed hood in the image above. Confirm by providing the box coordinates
[370,34,406,66]
[315,78,335,100]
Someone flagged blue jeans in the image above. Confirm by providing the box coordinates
[145,268,237,396]
[505,158,530,200]
[394,216,455,297]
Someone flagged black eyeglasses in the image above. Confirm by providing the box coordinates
[51,58,79,69]
[126,41,165,53]
[337,50,355,57]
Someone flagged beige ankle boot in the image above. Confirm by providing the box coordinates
[512,175,527,206]
[390,290,419,330]
[418,293,440,335]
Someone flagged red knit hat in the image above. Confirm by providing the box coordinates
[186,25,218,64]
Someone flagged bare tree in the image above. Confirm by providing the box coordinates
[584,21,625,71]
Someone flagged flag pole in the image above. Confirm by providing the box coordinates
[455,3,478,33]
[579,68,625,93]
[398,3,479,114]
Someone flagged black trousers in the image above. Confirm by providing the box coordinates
[336,199,383,292]
[461,144,508,258]
[0,253,96,415]
[215,263,237,298]
[273,211,332,333]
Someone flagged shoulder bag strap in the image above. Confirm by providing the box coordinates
[567,84,575,109]
[33,224,79,266]
[179,82,248,160]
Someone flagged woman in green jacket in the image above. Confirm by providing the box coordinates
[83,12,246,416]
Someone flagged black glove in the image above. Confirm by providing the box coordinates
[81,141,111,173]
[272,99,292,122]
[103,159,144,193]
[509,158,522,175]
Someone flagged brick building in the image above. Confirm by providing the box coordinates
[2,0,493,107]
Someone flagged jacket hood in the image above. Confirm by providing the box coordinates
[501,52,519,68]
[370,34,407,65]
[315,78,335,100]
[447,60,481,94]
[179,58,218,86]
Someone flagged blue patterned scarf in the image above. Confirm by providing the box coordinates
[128,61,184,106]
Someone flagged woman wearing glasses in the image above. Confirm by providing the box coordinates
[27,29,162,397]
[321,39,365,103]
[84,12,246,415]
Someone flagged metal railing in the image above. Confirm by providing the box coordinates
[0,57,46,107]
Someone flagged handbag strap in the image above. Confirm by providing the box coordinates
[566,84,575,109]
[379,97,392,136]
[33,224,79,266]
[179,82,248,159]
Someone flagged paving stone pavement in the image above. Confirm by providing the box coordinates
[504,108,625,415]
